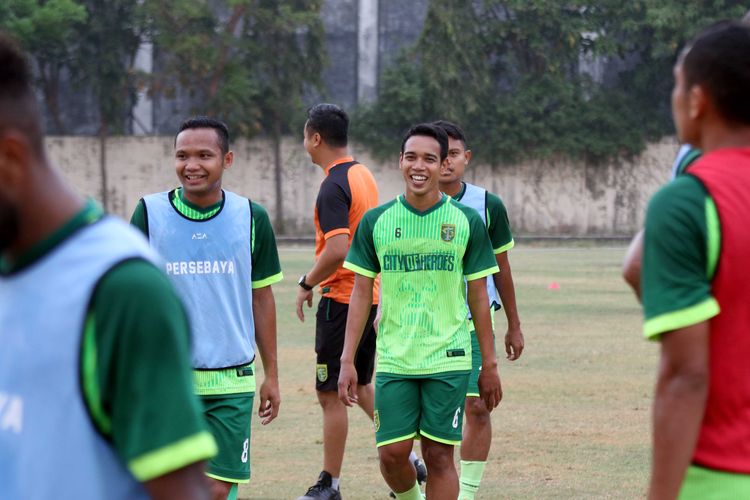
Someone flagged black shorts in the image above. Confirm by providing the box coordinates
[315,297,377,392]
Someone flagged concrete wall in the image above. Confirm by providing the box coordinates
[46,136,677,236]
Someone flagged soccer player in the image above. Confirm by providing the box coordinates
[339,123,502,500]
[622,145,701,298]
[636,21,750,498]
[433,120,524,500]
[131,117,283,500]
[0,34,216,499]
[296,103,393,500]
[624,10,750,297]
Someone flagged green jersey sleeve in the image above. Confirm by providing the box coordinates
[344,209,380,278]
[84,259,217,481]
[250,201,283,288]
[460,206,499,281]
[486,192,514,254]
[641,175,720,339]
[129,199,148,237]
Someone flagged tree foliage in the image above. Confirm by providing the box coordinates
[0,0,87,133]
[352,0,748,165]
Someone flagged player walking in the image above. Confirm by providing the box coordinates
[131,117,283,500]
[339,123,502,500]
[434,120,524,500]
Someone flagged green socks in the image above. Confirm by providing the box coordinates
[459,460,487,500]
[394,481,424,500]
[227,483,238,500]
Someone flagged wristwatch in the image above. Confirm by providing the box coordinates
[298,274,313,291]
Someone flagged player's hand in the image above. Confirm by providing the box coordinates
[296,287,313,322]
[505,325,525,360]
[337,361,359,407]
[478,364,502,412]
[257,377,280,425]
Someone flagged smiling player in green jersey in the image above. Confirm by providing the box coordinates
[434,120,524,500]
[338,123,502,500]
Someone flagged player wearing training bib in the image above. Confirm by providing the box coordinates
[131,117,283,500]
[338,124,502,500]
[434,120,524,500]
[636,22,750,499]
[0,36,214,500]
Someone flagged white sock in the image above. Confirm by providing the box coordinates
[332,477,340,490]
[409,451,418,463]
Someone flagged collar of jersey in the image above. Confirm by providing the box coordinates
[0,198,103,275]
[324,156,354,176]
[452,182,467,202]
[398,192,448,217]
[171,188,224,221]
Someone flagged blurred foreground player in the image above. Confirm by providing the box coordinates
[636,21,750,499]
[0,33,216,500]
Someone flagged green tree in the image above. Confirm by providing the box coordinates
[242,0,326,233]
[0,0,87,133]
[353,0,748,165]
[146,0,325,232]
[72,0,144,210]
[142,0,261,134]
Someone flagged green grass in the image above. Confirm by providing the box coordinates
[240,246,654,499]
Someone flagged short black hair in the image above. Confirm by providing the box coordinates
[0,33,44,155]
[176,116,230,154]
[432,120,468,150]
[400,123,449,162]
[682,21,750,125]
[306,103,348,148]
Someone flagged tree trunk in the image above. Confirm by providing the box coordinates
[39,61,67,134]
[273,113,284,234]
[99,119,109,212]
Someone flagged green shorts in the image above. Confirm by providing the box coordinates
[195,363,256,484]
[467,330,496,398]
[679,465,750,499]
[374,371,470,447]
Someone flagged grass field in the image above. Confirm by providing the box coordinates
[239,245,655,499]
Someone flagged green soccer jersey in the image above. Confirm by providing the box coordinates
[344,193,499,375]
[642,175,720,338]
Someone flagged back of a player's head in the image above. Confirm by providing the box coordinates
[306,103,349,148]
[681,21,750,126]
[432,120,468,150]
[177,116,230,154]
[0,33,44,156]
[400,123,449,161]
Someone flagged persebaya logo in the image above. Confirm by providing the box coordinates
[441,224,456,242]
[373,410,380,431]
[316,364,328,383]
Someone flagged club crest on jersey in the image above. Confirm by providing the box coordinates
[440,224,456,242]
[316,364,328,382]
[373,410,380,431]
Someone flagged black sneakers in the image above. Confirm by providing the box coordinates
[414,457,428,485]
[298,471,342,500]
